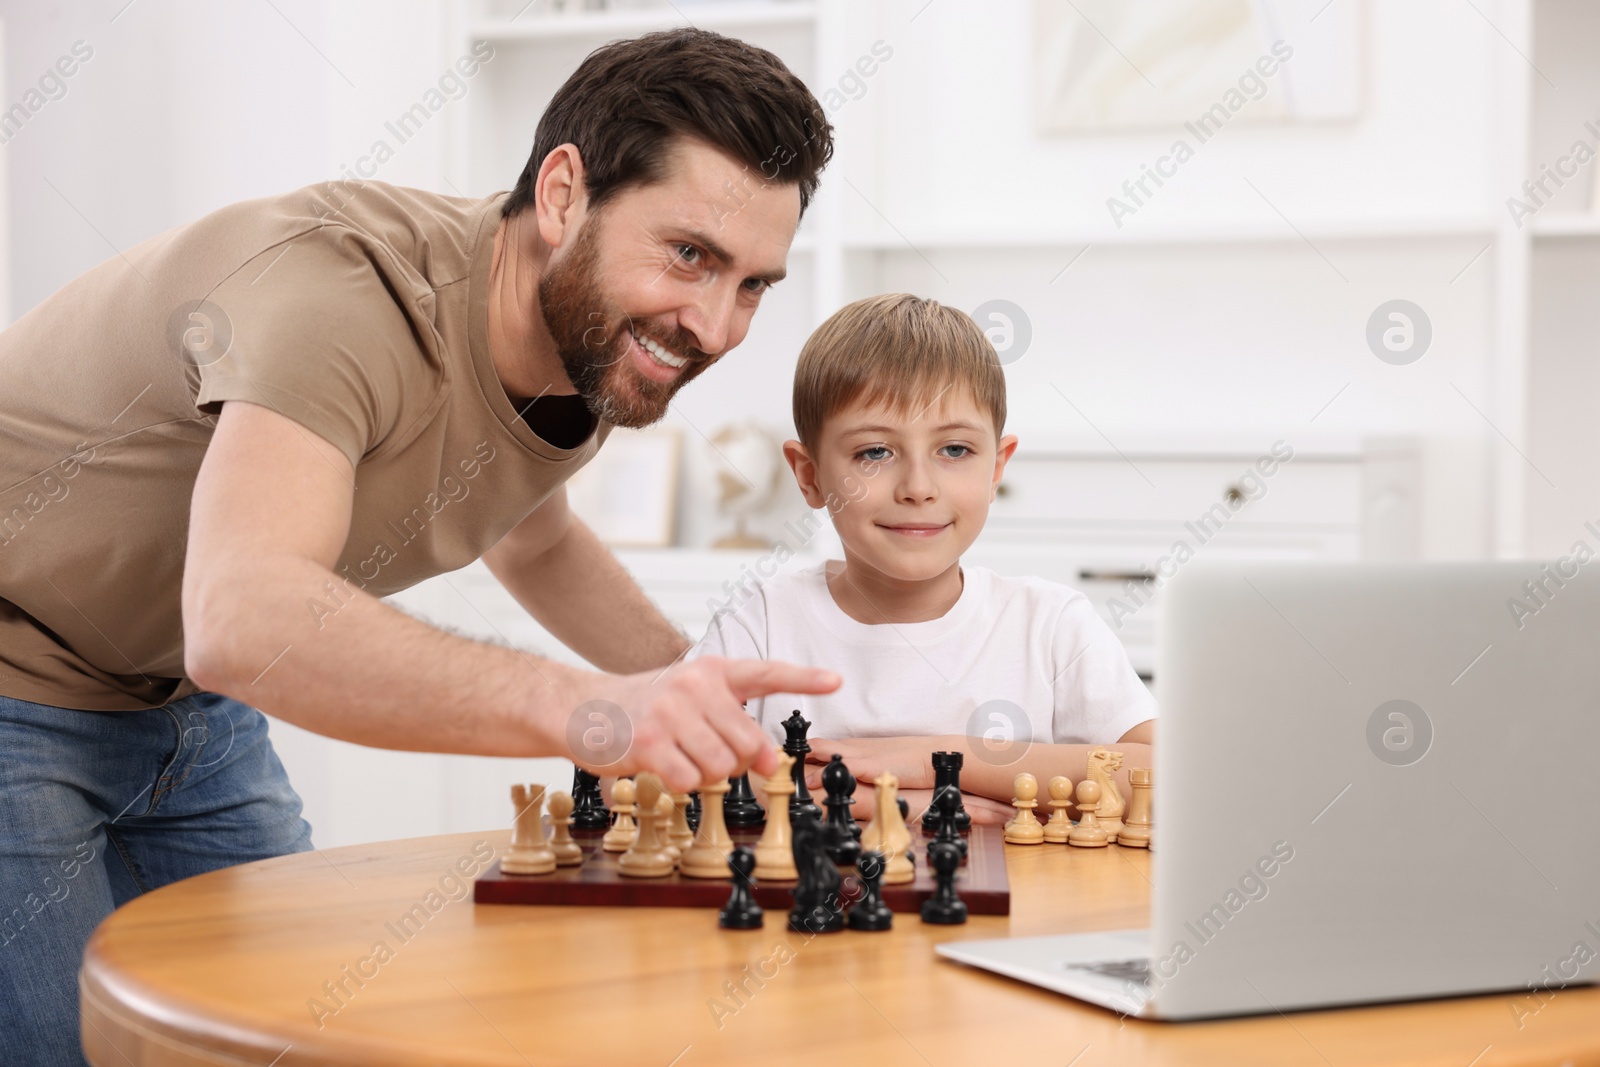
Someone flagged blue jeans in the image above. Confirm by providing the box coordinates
[0,692,313,1067]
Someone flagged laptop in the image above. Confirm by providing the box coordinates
[938,562,1600,1019]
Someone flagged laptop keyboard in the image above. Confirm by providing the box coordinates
[1067,958,1152,991]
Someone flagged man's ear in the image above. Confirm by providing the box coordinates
[782,439,826,509]
[991,433,1019,501]
[534,144,589,249]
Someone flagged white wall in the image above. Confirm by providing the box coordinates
[0,0,569,848]
[856,2,1501,234]
[827,0,1509,560]
[3,1,329,314]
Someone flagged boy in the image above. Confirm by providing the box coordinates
[692,293,1155,823]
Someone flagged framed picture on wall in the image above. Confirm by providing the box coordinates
[563,425,682,547]
[1033,0,1363,133]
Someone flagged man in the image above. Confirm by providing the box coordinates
[0,29,837,1067]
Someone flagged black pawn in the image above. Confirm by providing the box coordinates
[570,768,611,831]
[718,846,764,930]
[923,751,971,832]
[781,710,823,823]
[847,850,894,932]
[932,784,968,859]
[831,824,862,872]
[821,754,862,859]
[723,773,765,829]
[686,791,702,835]
[920,839,967,925]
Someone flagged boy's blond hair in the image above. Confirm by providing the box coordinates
[792,293,1006,454]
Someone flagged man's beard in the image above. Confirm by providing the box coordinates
[537,221,709,429]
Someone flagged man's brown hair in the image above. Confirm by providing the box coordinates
[503,28,833,219]
[793,294,1007,454]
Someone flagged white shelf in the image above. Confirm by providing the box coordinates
[1001,431,1366,461]
[839,217,1499,252]
[1530,213,1600,238]
[471,2,816,41]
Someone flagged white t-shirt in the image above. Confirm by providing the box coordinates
[689,561,1156,747]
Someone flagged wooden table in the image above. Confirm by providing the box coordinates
[81,830,1600,1066]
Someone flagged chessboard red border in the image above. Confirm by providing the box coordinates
[473,825,1010,916]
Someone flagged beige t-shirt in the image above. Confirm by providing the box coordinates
[0,181,611,711]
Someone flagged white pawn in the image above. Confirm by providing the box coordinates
[1068,780,1110,848]
[1043,776,1074,844]
[667,792,695,855]
[602,779,638,852]
[619,774,675,878]
[1004,773,1045,844]
[546,791,585,867]
[655,792,680,862]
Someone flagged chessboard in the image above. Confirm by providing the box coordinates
[474,824,1010,916]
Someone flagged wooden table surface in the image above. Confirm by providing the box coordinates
[81,829,1600,1067]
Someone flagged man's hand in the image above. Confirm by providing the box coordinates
[574,656,838,793]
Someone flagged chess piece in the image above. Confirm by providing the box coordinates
[860,772,914,884]
[667,792,696,854]
[831,819,862,873]
[681,779,737,878]
[1003,773,1045,844]
[502,783,558,875]
[931,785,968,859]
[686,791,702,835]
[821,754,861,859]
[601,778,638,852]
[847,850,894,931]
[1067,779,1110,848]
[752,755,799,881]
[1086,747,1126,842]
[618,773,676,877]
[1118,768,1153,848]
[781,710,823,823]
[1042,776,1074,844]
[923,751,971,832]
[920,839,967,924]
[545,791,585,866]
[656,792,680,861]
[569,768,610,831]
[718,846,764,929]
[787,813,844,933]
[723,773,766,829]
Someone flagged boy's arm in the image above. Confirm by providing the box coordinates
[808,721,1153,818]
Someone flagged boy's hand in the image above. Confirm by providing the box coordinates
[804,736,958,791]
[896,790,1004,831]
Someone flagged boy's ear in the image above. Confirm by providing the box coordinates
[781,439,827,509]
[991,433,1019,501]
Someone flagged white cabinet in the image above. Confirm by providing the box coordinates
[963,436,1414,675]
